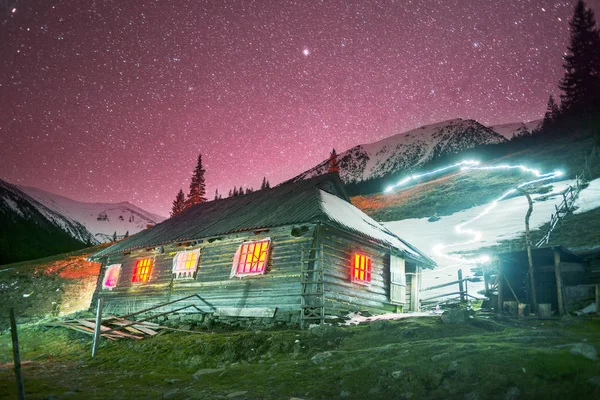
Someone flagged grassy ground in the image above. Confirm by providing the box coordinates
[1,314,599,399]
[352,134,600,222]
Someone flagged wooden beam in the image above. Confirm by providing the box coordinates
[412,266,421,312]
[458,269,465,302]
[554,249,565,316]
[497,258,504,312]
[92,296,104,357]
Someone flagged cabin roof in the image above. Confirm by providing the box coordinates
[91,173,435,266]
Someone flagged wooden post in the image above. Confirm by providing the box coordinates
[458,269,465,302]
[518,189,537,314]
[497,258,504,312]
[92,296,104,358]
[554,249,565,316]
[481,262,490,295]
[596,285,600,316]
[411,265,420,312]
[9,308,25,400]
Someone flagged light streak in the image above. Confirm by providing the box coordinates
[385,161,564,264]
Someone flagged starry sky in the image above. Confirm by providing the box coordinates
[2,0,599,216]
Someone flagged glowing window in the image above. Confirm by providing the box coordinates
[132,258,153,283]
[352,253,372,283]
[172,249,200,279]
[102,264,121,289]
[230,239,271,277]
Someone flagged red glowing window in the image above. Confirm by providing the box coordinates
[231,239,271,277]
[352,253,372,283]
[172,249,200,279]
[132,258,153,283]
[102,264,121,289]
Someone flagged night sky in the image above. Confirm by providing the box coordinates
[2,0,598,216]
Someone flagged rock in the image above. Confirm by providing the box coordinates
[311,351,333,365]
[193,368,226,379]
[504,387,520,400]
[227,391,248,398]
[391,370,404,379]
[164,378,181,384]
[369,320,391,331]
[588,376,600,386]
[441,309,468,324]
[163,389,180,399]
[401,327,419,337]
[569,343,598,360]
[309,324,338,337]
[431,352,450,362]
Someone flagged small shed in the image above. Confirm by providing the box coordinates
[89,174,435,327]
[494,246,595,315]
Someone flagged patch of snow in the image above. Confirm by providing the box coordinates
[489,119,542,139]
[344,311,435,325]
[1,197,24,217]
[574,178,600,214]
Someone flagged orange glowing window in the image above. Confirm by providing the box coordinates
[352,253,372,283]
[231,239,271,277]
[132,258,153,283]
[172,249,200,279]
[102,264,121,289]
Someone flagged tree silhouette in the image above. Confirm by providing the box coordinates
[170,189,186,217]
[328,148,340,173]
[186,153,207,208]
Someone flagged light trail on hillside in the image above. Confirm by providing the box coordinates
[385,160,564,264]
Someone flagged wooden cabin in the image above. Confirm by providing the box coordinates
[89,174,435,327]
[494,246,596,316]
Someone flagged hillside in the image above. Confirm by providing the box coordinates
[0,180,94,264]
[18,185,166,243]
[289,119,507,184]
[489,119,542,139]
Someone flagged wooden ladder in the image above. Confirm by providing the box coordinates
[300,243,324,329]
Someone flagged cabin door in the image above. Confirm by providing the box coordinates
[390,255,406,305]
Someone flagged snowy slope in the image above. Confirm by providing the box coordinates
[489,119,542,139]
[0,179,96,263]
[18,185,166,243]
[290,119,507,183]
[383,178,600,305]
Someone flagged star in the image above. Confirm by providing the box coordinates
[302,48,310,56]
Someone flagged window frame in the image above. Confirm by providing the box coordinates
[172,249,201,279]
[230,238,271,278]
[351,253,372,284]
[132,257,153,283]
[102,264,122,290]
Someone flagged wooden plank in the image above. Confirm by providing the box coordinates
[215,307,277,318]
[76,320,143,339]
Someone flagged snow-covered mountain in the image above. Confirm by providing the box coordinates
[18,185,166,243]
[489,119,542,139]
[0,179,96,264]
[290,118,508,183]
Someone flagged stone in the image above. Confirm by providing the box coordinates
[391,370,404,379]
[311,351,333,365]
[569,343,598,360]
[227,391,248,398]
[504,387,520,400]
[163,389,180,399]
[431,352,450,362]
[309,324,338,337]
[164,378,181,384]
[441,309,468,324]
[369,320,391,331]
[193,368,226,379]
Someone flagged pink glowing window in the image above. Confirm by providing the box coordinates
[132,258,153,283]
[172,249,200,279]
[102,264,121,289]
[352,253,372,283]
[231,239,271,277]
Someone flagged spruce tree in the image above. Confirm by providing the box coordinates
[559,0,600,114]
[265,180,270,189]
[214,188,219,201]
[261,177,267,190]
[171,189,186,217]
[328,148,340,173]
[112,231,117,242]
[541,95,560,130]
[186,153,207,208]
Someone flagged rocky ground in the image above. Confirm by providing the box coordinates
[1,310,599,400]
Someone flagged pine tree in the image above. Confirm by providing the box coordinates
[214,188,219,201]
[261,177,268,190]
[170,189,186,217]
[112,231,117,242]
[328,148,340,173]
[228,189,233,197]
[185,153,207,208]
[232,186,238,197]
[265,180,270,189]
[559,0,600,113]
[541,95,560,130]
[125,230,129,238]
